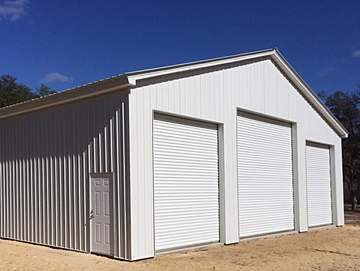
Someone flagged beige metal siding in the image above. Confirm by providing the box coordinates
[0,91,130,259]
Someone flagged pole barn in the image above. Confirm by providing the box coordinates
[0,49,348,261]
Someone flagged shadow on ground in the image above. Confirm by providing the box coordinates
[345,204,360,226]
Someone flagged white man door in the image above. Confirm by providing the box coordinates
[90,173,114,256]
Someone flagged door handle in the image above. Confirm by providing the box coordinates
[90,209,94,220]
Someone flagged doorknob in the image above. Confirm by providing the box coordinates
[90,209,94,220]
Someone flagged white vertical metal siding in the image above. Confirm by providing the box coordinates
[129,59,344,259]
[153,115,219,251]
[0,91,130,259]
[237,113,295,238]
[306,143,332,227]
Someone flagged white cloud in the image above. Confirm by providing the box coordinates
[317,67,334,77]
[352,50,360,58]
[0,0,28,22]
[41,72,73,84]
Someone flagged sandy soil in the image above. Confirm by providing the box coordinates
[345,210,360,225]
[1,215,360,271]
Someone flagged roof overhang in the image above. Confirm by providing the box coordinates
[0,48,348,138]
[271,49,348,138]
[0,74,130,120]
[126,49,274,85]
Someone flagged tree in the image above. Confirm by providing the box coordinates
[0,75,35,107]
[319,90,360,210]
[0,75,56,108]
[35,84,57,97]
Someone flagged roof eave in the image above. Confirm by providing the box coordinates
[126,48,275,85]
[127,48,348,138]
[0,48,348,138]
[0,74,130,120]
[271,49,348,138]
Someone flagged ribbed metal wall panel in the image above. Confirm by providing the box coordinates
[306,143,332,227]
[153,114,219,251]
[129,59,344,259]
[237,113,295,238]
[0,91,130,259]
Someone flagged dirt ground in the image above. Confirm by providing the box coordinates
[1,213,360,271]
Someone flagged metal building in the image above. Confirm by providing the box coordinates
[0,49,348,261]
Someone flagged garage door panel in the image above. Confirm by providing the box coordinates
[306,143,332,227]
[237,113,295,238]
[154,115,220,251]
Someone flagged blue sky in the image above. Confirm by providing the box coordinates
[0,0,359,94]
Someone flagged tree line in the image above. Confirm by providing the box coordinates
[0,74,56,108]
[319,90,360,209]
[1,74,359,209]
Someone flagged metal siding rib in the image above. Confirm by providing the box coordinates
[5,136,7,237]
[0,130,1,237]
[0,91,129,259]
[116,108,123,256]
[50,126,55,246]
[10,135,14,239]
[29,136,33,242]
[0,128,3,238]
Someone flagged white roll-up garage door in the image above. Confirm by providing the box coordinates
[237,113,295,238]
[153,114,219,251]
[306,143,333,227]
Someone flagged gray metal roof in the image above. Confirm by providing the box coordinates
[0,48,348,137]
